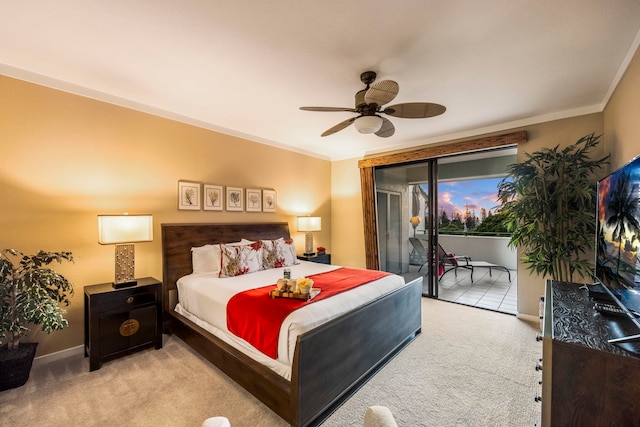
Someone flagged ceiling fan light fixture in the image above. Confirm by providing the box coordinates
[300,71,445,138]
[354,115,383,134]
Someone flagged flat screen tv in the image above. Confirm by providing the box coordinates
[595,153,640,346]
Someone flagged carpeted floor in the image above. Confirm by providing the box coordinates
[0,298,542,426]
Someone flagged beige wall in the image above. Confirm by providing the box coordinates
[0,75,331,356]
[330,159,366,268]
[604,46,640,169]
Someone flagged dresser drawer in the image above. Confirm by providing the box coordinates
[297,253,331,264]
[97,288,157,313]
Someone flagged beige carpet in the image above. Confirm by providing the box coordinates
[0,298,542,426]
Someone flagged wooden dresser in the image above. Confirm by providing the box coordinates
[541,280,640,426]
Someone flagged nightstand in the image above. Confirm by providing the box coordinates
[84,277,162,371]
[297,253,331,264]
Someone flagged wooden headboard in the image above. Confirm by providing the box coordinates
[161,222,290,309]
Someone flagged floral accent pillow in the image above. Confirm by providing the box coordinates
[261,238,298,269]
[219,241,263,277]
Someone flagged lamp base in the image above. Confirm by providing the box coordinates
[114,243,136,286]
[112,280,138,289]
[304,232,315,257]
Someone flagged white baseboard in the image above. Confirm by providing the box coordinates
[32,345,84,367]
[517,312,541,324]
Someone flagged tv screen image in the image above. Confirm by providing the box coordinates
[595,153,640,347]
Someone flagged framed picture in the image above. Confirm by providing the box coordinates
[246,188,262,212]
[226,187,244,211]
[178,181,201,210]
[262,190,277,212]
[203,184,223,211]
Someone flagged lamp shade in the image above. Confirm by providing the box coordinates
[297,216,321,232]
[354,115,383,134]
[98,214,153,244]
[409,216,421,227]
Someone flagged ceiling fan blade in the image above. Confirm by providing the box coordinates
[375,117,395,138]
[321,117,356,137]
[383,102,446,118]
[364,80,399,106]
[300,106,357,112]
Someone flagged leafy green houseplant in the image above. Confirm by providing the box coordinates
[497,133,609,283]
[0,249,74,390]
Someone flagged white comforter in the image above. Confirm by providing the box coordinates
[175,260,406,380]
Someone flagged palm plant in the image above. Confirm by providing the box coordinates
[497,133,609,283]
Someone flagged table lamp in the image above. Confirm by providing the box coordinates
[98,214,153,288]
[297,216,321,256]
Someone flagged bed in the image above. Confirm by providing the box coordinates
[161,222,422,427]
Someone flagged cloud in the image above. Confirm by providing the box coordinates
[438,178,504,218]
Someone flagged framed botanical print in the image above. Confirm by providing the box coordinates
[262,189,277,212]
[178,181,201,210]
[246,188,262,212]
[203,184,223,211]
[226,186,244,211]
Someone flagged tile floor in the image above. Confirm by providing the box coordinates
[401,263,518,315]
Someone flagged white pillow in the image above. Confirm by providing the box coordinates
[191,240,248,274]
[191,244,219,274]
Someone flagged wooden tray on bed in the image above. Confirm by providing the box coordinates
[269,288,320,300]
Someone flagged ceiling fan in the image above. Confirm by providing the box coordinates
[300,71,446,138]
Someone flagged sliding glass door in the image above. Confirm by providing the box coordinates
[372,149,519,308]
[376,190,402,274]
[375,161,439,296]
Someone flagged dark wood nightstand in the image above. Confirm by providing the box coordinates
[297,253,331,264]
[84,277,162,371]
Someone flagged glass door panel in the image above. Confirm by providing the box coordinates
[376,190,402,274]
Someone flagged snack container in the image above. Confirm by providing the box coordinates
[276,278,288,291]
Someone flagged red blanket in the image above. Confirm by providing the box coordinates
[226,267,391,359]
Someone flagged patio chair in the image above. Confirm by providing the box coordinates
[409,237,429,272]
[438,242,511,283]
[410,238,476,278]
[437,242,473,280]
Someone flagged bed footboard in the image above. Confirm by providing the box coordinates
[292,277,422,426]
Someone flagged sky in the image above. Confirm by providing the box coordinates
[420,177,506,220]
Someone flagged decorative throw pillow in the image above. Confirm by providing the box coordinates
[219,241,263,277]
[261,238,298,269]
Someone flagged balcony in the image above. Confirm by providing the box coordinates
[402,234,517,315]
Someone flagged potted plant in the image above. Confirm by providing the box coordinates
[0,249,74,391]
[497,133,609,283]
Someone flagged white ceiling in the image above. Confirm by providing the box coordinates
[2,1,640,161]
